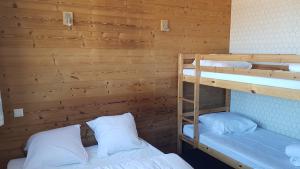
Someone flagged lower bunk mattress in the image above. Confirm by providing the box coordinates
[183,124,300,169]
[8,140,192,169]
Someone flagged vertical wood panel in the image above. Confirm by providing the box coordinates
[0,0,231,167]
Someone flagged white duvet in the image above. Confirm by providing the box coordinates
[8,141,193,169]
[94,153,193,169]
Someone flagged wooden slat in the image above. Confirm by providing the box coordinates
[180,54,196,59]
[252,64,289,71]
[183,64,195,68]
[197,54,300,63]
[183,74,300,101]
[199,106,227,115]
[182,111,195,117]
[182,98,194,104]
[183,107,227,117]
[200,66,300,81]
[177,54,184,154]
[193,55,201,147]
[200,77,300,101]
[182,117,194,124]
[182,75,196,83]
[180,135,194,146]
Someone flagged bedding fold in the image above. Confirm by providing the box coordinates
[289,64,300,72]
[93,153,193,169]
[286,144,300,166]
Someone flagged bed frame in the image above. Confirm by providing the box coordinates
[177,53,300,169]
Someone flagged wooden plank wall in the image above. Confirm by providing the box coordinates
[0,0,231,167]
[183,84,226,113]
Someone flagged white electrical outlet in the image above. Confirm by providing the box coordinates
[161,20,170,32]
[14,108,24,118]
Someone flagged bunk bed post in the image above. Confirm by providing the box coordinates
[193,54,201,148]
[177,53,184,154]
[225,89,231,112]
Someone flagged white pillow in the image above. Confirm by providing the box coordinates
[286,144,300,157]
[87,112,143,157]
[23,125,88,169]
[193,60,252,69]
[286,144,300,166]
[199,112,257,135]
[289,64,300,72]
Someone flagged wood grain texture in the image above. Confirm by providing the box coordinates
[0,0,231,167]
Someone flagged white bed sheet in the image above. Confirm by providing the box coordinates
[183,69,300,90]
[93,153,193,169]
[7,140,163,169]
[183,124,300,169]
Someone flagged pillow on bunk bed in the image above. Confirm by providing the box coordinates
[285,144,300,166]
[23,125,88,169]
[289,64,300,72]
[199,112,257,135]
[192,60,252,69]
[87,112,143,157]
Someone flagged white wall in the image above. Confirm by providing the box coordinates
[230,0,300,55]
[230,0,300,139]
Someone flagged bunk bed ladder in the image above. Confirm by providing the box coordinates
[178,54,200,153]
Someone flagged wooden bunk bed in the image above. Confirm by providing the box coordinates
[177,53,300,169]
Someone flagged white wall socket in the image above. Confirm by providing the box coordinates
[14,108,24,118]
[161,20,170,32]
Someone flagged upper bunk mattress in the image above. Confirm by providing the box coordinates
[183,124,300,169]
[183,69,300,90]
[7,140,163,169]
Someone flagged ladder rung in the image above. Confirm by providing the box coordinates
[183,111,198,117]
[182,98,194,104]
[180,135,194,146]
[183,107,227,117]
[182,117,194,124]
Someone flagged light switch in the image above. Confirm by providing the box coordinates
[14,108,24,118]
[161,20,170,32]
[63,12,73,29]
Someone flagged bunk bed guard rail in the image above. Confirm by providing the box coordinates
[179,54,300,100]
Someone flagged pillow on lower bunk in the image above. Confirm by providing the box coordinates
[23,125,88,169]
[199,112,257,135]
[87,112,143,157]
[289,64,300,72]
[285,144,300,166]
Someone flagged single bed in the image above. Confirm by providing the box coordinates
[8,140,191,169]
[183,124,300,169]
[183,69,300,90]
